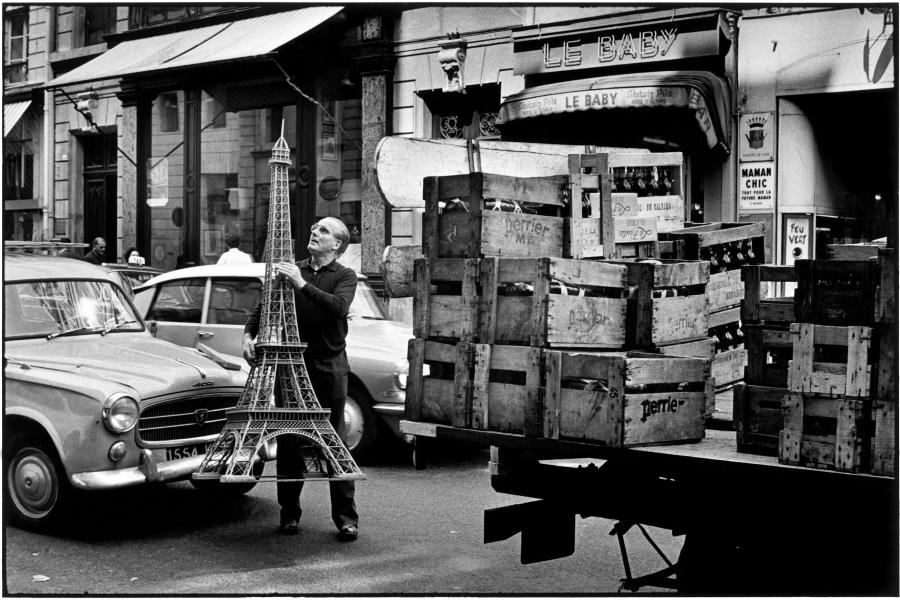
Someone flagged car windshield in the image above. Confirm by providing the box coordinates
[349,281,388,320]
[4,279,143,340]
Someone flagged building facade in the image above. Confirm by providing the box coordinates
[3,5,896,277]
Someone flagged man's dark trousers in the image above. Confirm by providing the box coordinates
[275,352,358,529]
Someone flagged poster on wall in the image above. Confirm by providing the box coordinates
[147,158,169,207]
[739,161,775,210]
[739,112,775,161]
[783,214,812,265]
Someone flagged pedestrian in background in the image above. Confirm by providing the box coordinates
[124,246,145,266]
[241,217,359,541]
[81,237,107,265]
[218,232,253,264]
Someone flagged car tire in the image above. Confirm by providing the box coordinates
[344,384,377,462]
[4,431,72,531]
[190,458,263,496]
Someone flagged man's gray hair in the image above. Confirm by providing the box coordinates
[319,217,351,257]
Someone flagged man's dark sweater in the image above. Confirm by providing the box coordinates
[244,258,357,358]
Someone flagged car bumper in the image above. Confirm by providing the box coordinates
[71,450,206,491]
[373,403,412,445]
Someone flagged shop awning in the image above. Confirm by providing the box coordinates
[4,100,31,137]
[46,6,343,89]
[496,71,731,152]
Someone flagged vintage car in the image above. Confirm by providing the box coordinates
[131,263,413,460]
[3,252,259,531]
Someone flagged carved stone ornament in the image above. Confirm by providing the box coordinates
[438,36,468,94]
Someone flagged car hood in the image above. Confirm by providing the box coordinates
[346,318,413,364]
[5,334,246,401]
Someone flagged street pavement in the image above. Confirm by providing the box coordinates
[4,441,683,595]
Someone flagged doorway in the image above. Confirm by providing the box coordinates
[82,132,117,257]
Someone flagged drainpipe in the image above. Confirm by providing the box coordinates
[42,87,54,240]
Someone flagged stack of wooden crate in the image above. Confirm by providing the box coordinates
[776,257,886,472]
[732,265,797,455]
[871,248,896,477]
[406,166,713,448]
[659,222,766,391]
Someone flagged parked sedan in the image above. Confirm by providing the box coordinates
[3,252,258,531]
[132,263,413,460]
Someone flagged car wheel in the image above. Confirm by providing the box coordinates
[4,431,72,531]
[344,385,377,461]
[190,458,263,496]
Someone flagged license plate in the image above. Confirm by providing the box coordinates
[165,442,211,461]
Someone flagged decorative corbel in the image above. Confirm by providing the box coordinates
[438,33,468,94]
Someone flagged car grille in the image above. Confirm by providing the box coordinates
[138,395,239,443]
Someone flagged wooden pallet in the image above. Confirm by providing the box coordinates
[413,256,630,348]
[422,171,568,259]
[406,339,711,447]
[733,383,785,456]
[794,259,881,326]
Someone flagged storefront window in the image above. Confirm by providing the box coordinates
[315,97,362,243]
[199,92,297,264]
[148,90,186,271]
[3,124,33,200]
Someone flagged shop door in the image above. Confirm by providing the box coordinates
[82,133,118,252]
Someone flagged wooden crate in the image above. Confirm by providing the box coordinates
[872,323,897,477]
[733,383,785,456]
[741,265,797,388]
[407,339,711,447]
[422,172,568,259]
[779,393,870,473]
[406,339,544,433]
[413,256,630,348]
[743,324,792,388]
[876,247,897,324]
[794,259,881,326]
[827,242,885,261]
[653,337,716,418]
[786,324,874,398]
[707,306,746,391]
[568,154,660,260]
[607,259,710,348]
[659,221,766,313]
[544,350,711,447]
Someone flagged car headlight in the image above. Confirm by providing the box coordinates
[394,359,409,390]
[102,393,139,433]
[393,359,429,391]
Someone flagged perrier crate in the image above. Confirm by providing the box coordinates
[422,172,568,259]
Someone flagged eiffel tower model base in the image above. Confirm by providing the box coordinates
[193,406,366,484]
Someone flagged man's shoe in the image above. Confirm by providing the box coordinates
[337,524,358,542]
[278,520,299,535]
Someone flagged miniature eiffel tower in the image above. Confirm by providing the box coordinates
[193,124,364,484]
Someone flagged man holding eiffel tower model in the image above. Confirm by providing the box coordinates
[242,216,360,540]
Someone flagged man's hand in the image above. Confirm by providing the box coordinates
[242,333,257,367]
[273,262,306,290]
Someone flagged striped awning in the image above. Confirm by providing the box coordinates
[46,6,342,89]
[497,70,731,152]
[4,100,31,137]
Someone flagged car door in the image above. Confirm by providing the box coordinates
[144,277,209,349]
[201,276,263,357]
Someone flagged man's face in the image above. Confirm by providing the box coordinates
[96,241,107,255]
[307,221,339,255]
